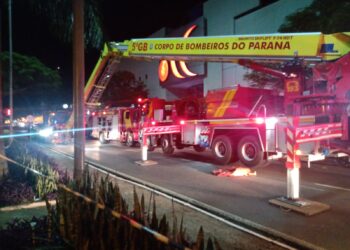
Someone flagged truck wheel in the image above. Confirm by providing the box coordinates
[99,133,108,144]
[193,145,206,152]
[211,135,233,165]
[147,136,155,152]
[126,132,134,147]
[237,135,265,168]
[161,135,174,155]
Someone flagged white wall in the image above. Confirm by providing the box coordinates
[203,0,259,93]
[203,0,313,94]
[204,0,260,35]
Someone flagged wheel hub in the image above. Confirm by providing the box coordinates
[215,142,226,158]
[242,143,256,161]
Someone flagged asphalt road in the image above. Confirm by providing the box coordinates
[51,139,350,250]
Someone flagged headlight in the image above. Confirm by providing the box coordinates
[18,122,26,128]
[38,127,53,137]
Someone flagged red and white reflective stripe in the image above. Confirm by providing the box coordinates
[143,125,181,135]
[295,122,343,143]
[286,126,295,169]
[286,117,300,169]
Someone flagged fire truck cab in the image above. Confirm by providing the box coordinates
[89,97,174,148]
[90,106,141,146]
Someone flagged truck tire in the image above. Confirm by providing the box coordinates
[161,134,174,155]
[99,132,108,144]
[193,145,206,152]
[211,135,233,165]
[147,136,155,152]
[237,135,265,168]
[126,132,134,147]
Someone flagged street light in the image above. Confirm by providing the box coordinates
[7,0,13,148]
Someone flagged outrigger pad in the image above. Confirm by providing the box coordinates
[135,160,158,166]
[269,197,330,216]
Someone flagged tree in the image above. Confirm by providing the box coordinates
[279,0,350,33]
[101,70,148,106]
[243,64,283,90]
[0,52,62,115]
[25,0,103,49]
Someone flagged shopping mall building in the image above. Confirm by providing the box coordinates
[117,0,313,100]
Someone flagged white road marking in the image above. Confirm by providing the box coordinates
[124,149,139,152]
[314,183,350,192]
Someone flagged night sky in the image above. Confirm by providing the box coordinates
[1,0,204,107]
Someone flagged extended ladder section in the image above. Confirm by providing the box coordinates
[84,43,124,108]
[85,58,119,107]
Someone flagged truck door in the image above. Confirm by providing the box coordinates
[123,111,132,130]
[112,114,120,140]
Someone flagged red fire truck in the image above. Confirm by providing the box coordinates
[88,98,174,150]
[89,107,139,145]
[81,32,350,168]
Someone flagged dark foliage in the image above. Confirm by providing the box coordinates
[0,52,63,115]
[0,216,69,250]
[279,0,350,33]
[55,169,220,250]
[101,70,149,106]
[0,177,34,207]
[1,141,69,206]
[8,0,104,49]
[243,63,283,90]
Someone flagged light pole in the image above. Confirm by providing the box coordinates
[72,0,85,181]
[0,3,8,176]
[8,0,13,146]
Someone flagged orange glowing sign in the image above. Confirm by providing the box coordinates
[286,80,300,93]
[170,60,185,78]
[158,60,169,82]
[158,25,198,82]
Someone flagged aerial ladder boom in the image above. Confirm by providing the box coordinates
[118,32,350,61]
[66,44,122,129]
[66,32,350,130]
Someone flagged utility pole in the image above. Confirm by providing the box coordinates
[72,0,85,181]
[8,0,13,145]
[0,5,8,177]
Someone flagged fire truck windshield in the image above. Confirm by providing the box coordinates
[49,111,70,125]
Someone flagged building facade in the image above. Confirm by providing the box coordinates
[119,0,313,100]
